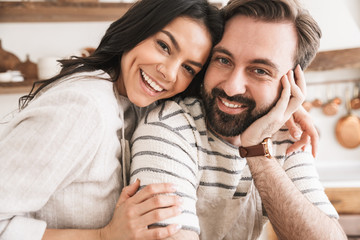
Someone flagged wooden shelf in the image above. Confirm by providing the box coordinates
[325,187,360,215]
[0,81,34,94]
[0,1,223,23]
[0,1,133,22]
[307,47,360,71]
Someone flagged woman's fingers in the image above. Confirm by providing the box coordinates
[286,133,310,156]
[285,116,302,140]
[138,193,183,216]
[142,203,182,226]
[285,106,319,157]
[292,107,319,157]
[117,178,141,206]
[145,224,182,239]
[132,182,177,204]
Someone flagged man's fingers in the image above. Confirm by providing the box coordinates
[284,69,305,118]
[294,64,306,96]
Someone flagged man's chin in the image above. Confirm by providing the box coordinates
[208,114,247,137]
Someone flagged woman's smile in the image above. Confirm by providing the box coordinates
[140,69,165,93]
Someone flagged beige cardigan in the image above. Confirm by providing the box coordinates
[0,70,149,239]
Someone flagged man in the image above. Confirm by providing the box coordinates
[130,0,346,239]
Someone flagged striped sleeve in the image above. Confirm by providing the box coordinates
[273,130,339,219]
[283,151,339,219]
[130,101,200,233]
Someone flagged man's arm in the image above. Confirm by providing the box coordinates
[130,101,201,240]
[246,155,346,240]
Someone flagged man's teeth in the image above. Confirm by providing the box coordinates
[141,70,164,92]
[221,99,243,108]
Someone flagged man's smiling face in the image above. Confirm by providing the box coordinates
[202,15,297,139]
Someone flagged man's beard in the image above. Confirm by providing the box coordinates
[201,85,276,137]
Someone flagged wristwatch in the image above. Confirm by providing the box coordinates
[239,138,273,159]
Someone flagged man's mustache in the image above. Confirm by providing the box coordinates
[211,88,256,108]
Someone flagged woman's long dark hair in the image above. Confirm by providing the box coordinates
[20,0,223,109]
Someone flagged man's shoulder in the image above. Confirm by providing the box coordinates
[144,97,205,124]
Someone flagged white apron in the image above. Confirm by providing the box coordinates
[196,181,264,240]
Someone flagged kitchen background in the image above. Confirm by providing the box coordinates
[1,0,360,239]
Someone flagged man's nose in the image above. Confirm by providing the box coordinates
[222,68,247,96]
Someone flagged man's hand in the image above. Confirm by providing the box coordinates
[240,65,306,147]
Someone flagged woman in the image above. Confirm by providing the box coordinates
[0,0,223,239]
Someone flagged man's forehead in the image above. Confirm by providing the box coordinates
[216,15,297,71]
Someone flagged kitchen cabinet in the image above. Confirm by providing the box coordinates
[266,187,360,239]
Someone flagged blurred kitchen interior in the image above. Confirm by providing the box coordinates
[0,0,359,239]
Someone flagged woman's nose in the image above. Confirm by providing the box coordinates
[156,62,178,83]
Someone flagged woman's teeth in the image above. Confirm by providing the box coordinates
[141,70,164,92]
[221,99,243,108]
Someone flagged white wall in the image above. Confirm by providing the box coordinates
[1,0,360,165]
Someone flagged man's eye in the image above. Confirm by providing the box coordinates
[254,69,268,75]
[157,41,170,53]
[215,57,230,65]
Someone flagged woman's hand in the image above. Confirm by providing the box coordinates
[100,179,182,240]
[285,106,319,157]
[240,65,306,147]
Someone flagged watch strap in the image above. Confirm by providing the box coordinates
[239,143,265,158]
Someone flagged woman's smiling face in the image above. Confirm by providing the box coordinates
[118,17,212,107]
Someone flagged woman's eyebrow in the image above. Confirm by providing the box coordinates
[160,30,180,51]
[160,30,203,69]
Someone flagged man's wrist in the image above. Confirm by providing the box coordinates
[239,138,273,159]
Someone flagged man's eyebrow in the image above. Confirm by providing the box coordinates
[251,59,280,73]
[212,46,234,58]
[160,30,180,51]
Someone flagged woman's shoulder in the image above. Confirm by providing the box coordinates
[36,70,117,109]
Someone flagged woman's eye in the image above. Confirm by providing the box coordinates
[157,41,170,53]
[183,65,195,75]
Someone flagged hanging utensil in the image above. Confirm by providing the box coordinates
[351,83,360,110]
[335,88,360,149]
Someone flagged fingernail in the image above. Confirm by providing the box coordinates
[177,197,184,204]
[170,184,178,192]
[130,178,138,185]
[178,206,184,214]
[294,131,301,139]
